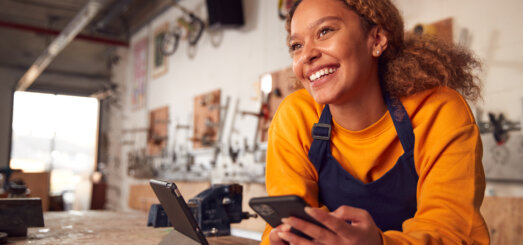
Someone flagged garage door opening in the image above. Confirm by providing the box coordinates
[10,91,99,211]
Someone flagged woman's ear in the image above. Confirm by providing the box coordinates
[369,26,388,57]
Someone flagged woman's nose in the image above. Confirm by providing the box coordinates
[301,43,321,64]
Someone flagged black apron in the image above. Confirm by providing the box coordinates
[308,94,418,231]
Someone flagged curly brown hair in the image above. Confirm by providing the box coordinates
[286,0,482,102]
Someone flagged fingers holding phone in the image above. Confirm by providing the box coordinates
[249,195,330,241]
[327,206,382,245]
[278,211,335,244]
[250,195,382,245]
[282,206,381,245]
[268,224,290,245]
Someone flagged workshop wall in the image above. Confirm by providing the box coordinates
[394,0,523,196]
[105,0,523,213]
[105,0,290,210]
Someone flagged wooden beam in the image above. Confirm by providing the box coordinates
[16,0,108,91]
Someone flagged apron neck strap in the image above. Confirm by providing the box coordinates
[311,93,415,152]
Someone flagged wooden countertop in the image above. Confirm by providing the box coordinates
[7,210,259,245]
[5,196,523,244]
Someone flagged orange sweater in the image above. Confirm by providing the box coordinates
[262,87,489,244]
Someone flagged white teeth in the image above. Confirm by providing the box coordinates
[309,67,337,81]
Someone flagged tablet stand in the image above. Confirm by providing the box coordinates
[159,229,202,245]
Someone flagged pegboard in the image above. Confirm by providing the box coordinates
[258,67,300,142]
[147,106,169,156]
[193,89,221,149]
[409,18,453,44]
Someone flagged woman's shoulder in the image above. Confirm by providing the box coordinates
[276,89,321,116]
[281,88,317,105]
[403,87,477,128]
[271,89,322,134]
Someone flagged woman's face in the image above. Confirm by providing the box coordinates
[290,0,377,105]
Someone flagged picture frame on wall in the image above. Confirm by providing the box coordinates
[132,37,148,110]
[152,23,169,79]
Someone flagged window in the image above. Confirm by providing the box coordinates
[10,91,99,210]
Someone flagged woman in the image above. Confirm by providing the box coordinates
[263,0,489,244]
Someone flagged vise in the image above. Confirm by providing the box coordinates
[0,198,44,236]
[0,167,26,197]
[0,167,44,237]
[188,184,256,236]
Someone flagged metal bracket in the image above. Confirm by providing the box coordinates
[312,123,331,140]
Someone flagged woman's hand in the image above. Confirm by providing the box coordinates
[277,206,382,245]
[269,223,292,245]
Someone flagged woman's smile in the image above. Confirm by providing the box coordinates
[307,65,339,88]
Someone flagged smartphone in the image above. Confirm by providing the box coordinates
[249,195,328,240]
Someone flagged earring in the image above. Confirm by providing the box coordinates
[375,50,380,55]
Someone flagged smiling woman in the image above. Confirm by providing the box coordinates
[288,1,384,131]
[263,0,489,244]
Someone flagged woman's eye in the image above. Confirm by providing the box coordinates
[289,43,302,52]
[319,27,333,37]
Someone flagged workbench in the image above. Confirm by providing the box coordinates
[7,210,260,245]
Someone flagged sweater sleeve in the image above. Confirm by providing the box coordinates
[382,91,489,244]
[260,91,321,245]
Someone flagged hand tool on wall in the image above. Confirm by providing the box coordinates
[161,26,181,56]
[171,1,205,46]
[489,112,510,145]
[476,109,521,145]
[210,96,230,165]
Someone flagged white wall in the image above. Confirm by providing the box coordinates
[134,0,291,145]
[395,0,523,118]
[393,0,523,196]
[107,0,292,210]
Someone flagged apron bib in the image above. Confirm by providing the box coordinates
[308,94,418,231]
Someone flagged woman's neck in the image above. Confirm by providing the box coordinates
[329,82,387,131]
